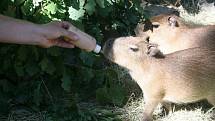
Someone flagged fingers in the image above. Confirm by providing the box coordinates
[60,28,79,42]
[39,37,75,49]
[43,21,79,48]
[51,21,80,42]
[54,39,75,48]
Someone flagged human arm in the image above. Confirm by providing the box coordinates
[0,14,79,48]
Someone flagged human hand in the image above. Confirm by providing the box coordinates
[37,21,79,48]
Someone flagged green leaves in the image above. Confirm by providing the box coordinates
[21,0,34,16]
[96,0,105,8]
[79,51,95,67]
[14,0,25,6]
[96,69,126,106]
[96,87,111,104]
[61,70,72,92]
[0,79,14,93]
[68,6,85,20]
[25,62,40,76]
[14,64,25,77]
[68,0,85,20]
[84,0,96,15]
[47,47,61,57]
[0,0,144,120]
[44,1,57,15]
[39,57,56,74]
[96,84,125,106]
[33,81,42,106]
[17,46,28,61]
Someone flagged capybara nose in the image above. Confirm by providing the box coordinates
[101,38,115,54]
[106,38,115,48]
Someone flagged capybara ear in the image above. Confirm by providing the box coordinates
[168,16,179,27]
[146,43,165,58]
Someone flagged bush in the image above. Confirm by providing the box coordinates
[0,0,144,120]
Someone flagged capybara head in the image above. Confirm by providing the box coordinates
[134,14,183,43]
[134,14,204,54]
[102,36,161,69]
[135,14,181,36]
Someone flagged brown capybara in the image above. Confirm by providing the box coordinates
[135,14,215,54]
[103,36,215,121]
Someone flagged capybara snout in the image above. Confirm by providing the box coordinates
[102,38,115,61]
[103,36,152,69]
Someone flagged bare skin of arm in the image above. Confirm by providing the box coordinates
[0,14,79,48]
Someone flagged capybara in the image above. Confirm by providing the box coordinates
[135,14,215,54]
[103,36,215,121]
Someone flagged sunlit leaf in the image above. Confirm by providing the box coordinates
[44,1,57,15]
[68,6,85,20]
[33,0,42,7]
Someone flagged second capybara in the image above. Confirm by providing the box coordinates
[135,14,215,54]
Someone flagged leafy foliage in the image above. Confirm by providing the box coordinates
[0,0,144,120]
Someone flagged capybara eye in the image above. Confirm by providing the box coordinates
[152,22,160,29]
[108,42,112,47]
[106,38,114,47]
[146,37,150,42]
[153,24,160,28]
[129,45,139,52]
[130,47,139,52]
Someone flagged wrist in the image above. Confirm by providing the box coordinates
[28,23,49,46]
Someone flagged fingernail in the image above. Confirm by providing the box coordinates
[63,36,70,42]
